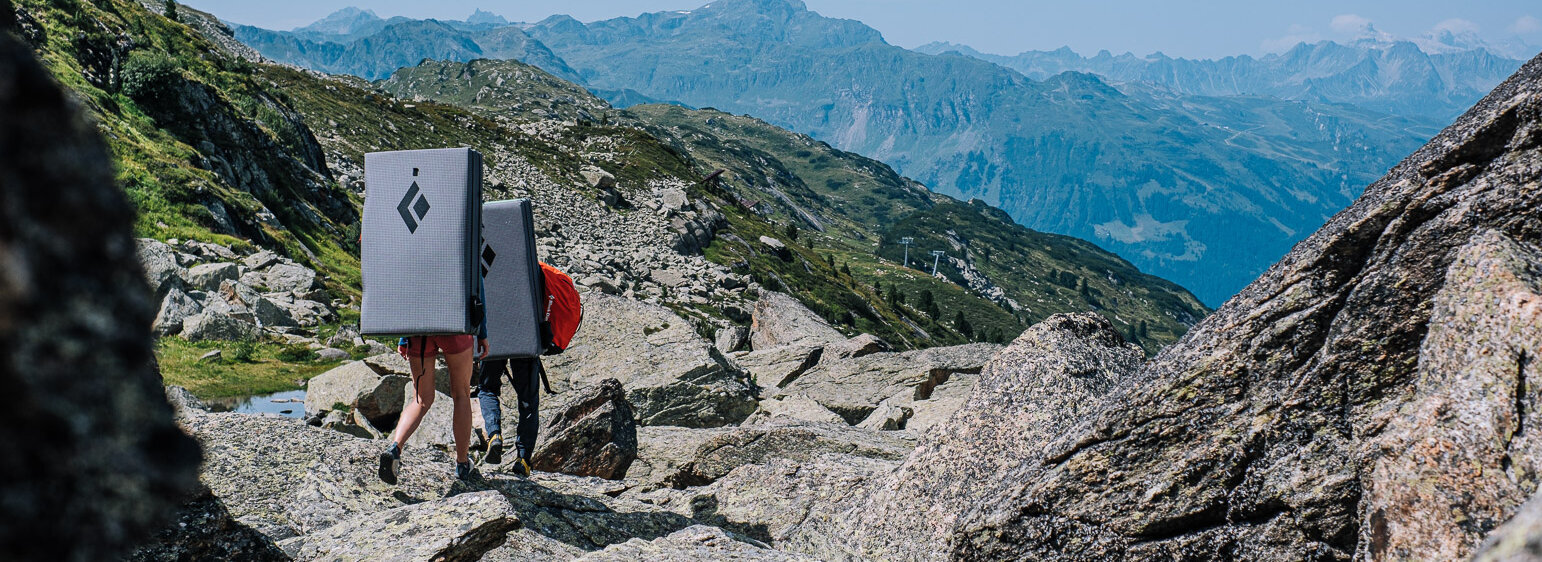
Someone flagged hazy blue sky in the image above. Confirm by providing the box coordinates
[185,0,1542,59]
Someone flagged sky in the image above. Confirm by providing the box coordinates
[184,0,1542,60]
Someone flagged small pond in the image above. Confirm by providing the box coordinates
[205,389,308,419]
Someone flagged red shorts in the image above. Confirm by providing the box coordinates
[405,335,474,356]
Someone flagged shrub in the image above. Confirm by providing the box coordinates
[276,344,316,362]
[120,51,181,104]
[226,337,258,363]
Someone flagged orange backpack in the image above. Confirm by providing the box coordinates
[539,262,582,354]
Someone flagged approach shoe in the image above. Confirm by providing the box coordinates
[456,461,478,482]
[484,434,504,465]
[378,442,401,485]
[512,457,532,478]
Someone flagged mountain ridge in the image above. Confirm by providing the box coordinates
[515,2,1438,305]
[916,38,1526,122]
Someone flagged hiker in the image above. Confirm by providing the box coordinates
[476,357,540,476]
[378,313,489,484]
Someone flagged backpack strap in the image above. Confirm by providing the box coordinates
[504,357,557,395]
[537,358,554,395]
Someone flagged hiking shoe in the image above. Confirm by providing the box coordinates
[378,442,401,485]
[455,461,477,482]
[485,434,504,465]
[511,457,532,478]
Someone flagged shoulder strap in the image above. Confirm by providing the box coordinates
[537,358,554,394]
[505,357,556,395]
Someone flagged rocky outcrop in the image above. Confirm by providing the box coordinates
[303,360,409,425]
[626,426,735,489]
[850,313,1144,558]
[180,309,260,341]
[1358,231,1542,559]
[136,237,337,339]
[637,453,898,555]
[741,394,846,426]
[532,378,640,480]
[825,333,889,360]
[659,421,914,489]
[576,525,818,561]
[0,32,201,560]
[732,344,824,388]
[539,293,757,428]
[849,53,1542,560]
[279,490,518,561]
[748,291,845,350]
[777,343,1002,425]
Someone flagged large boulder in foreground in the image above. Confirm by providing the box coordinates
[850,313,1143,558]
[749,291,845,350]
[854,53,1542,560]
[0,31,200,560]
[540,293,757,428]
[1358,231,1542,558]
[532,378,639,480]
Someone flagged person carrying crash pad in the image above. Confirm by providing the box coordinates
[474,259,581,477]
[359,148,492,485]
[377,299,489,484]
[475,357,539,475]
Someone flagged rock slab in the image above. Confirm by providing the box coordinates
[282,490,518,562]
[532,378,640,480]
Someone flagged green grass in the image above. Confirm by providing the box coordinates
[156,337,346,399]
[22,0,364,297]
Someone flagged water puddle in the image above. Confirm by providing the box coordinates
[205,389,307,419]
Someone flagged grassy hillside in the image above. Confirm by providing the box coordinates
[16,0,360,291]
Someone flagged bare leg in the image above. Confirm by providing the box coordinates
[445,347,476,463]
[390,348,437,447]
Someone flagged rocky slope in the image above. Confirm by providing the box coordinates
[825,51,1542,560]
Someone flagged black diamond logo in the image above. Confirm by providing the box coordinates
[397,182,430,233]
[480,244,497,278]
[414,195,431,219]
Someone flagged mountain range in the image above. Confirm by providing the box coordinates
[916,40,1527,122]
[227,0,1507,306]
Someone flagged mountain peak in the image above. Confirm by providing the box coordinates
[466,8,508,26]
[294,7,380,34]
[701,0,809,16]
